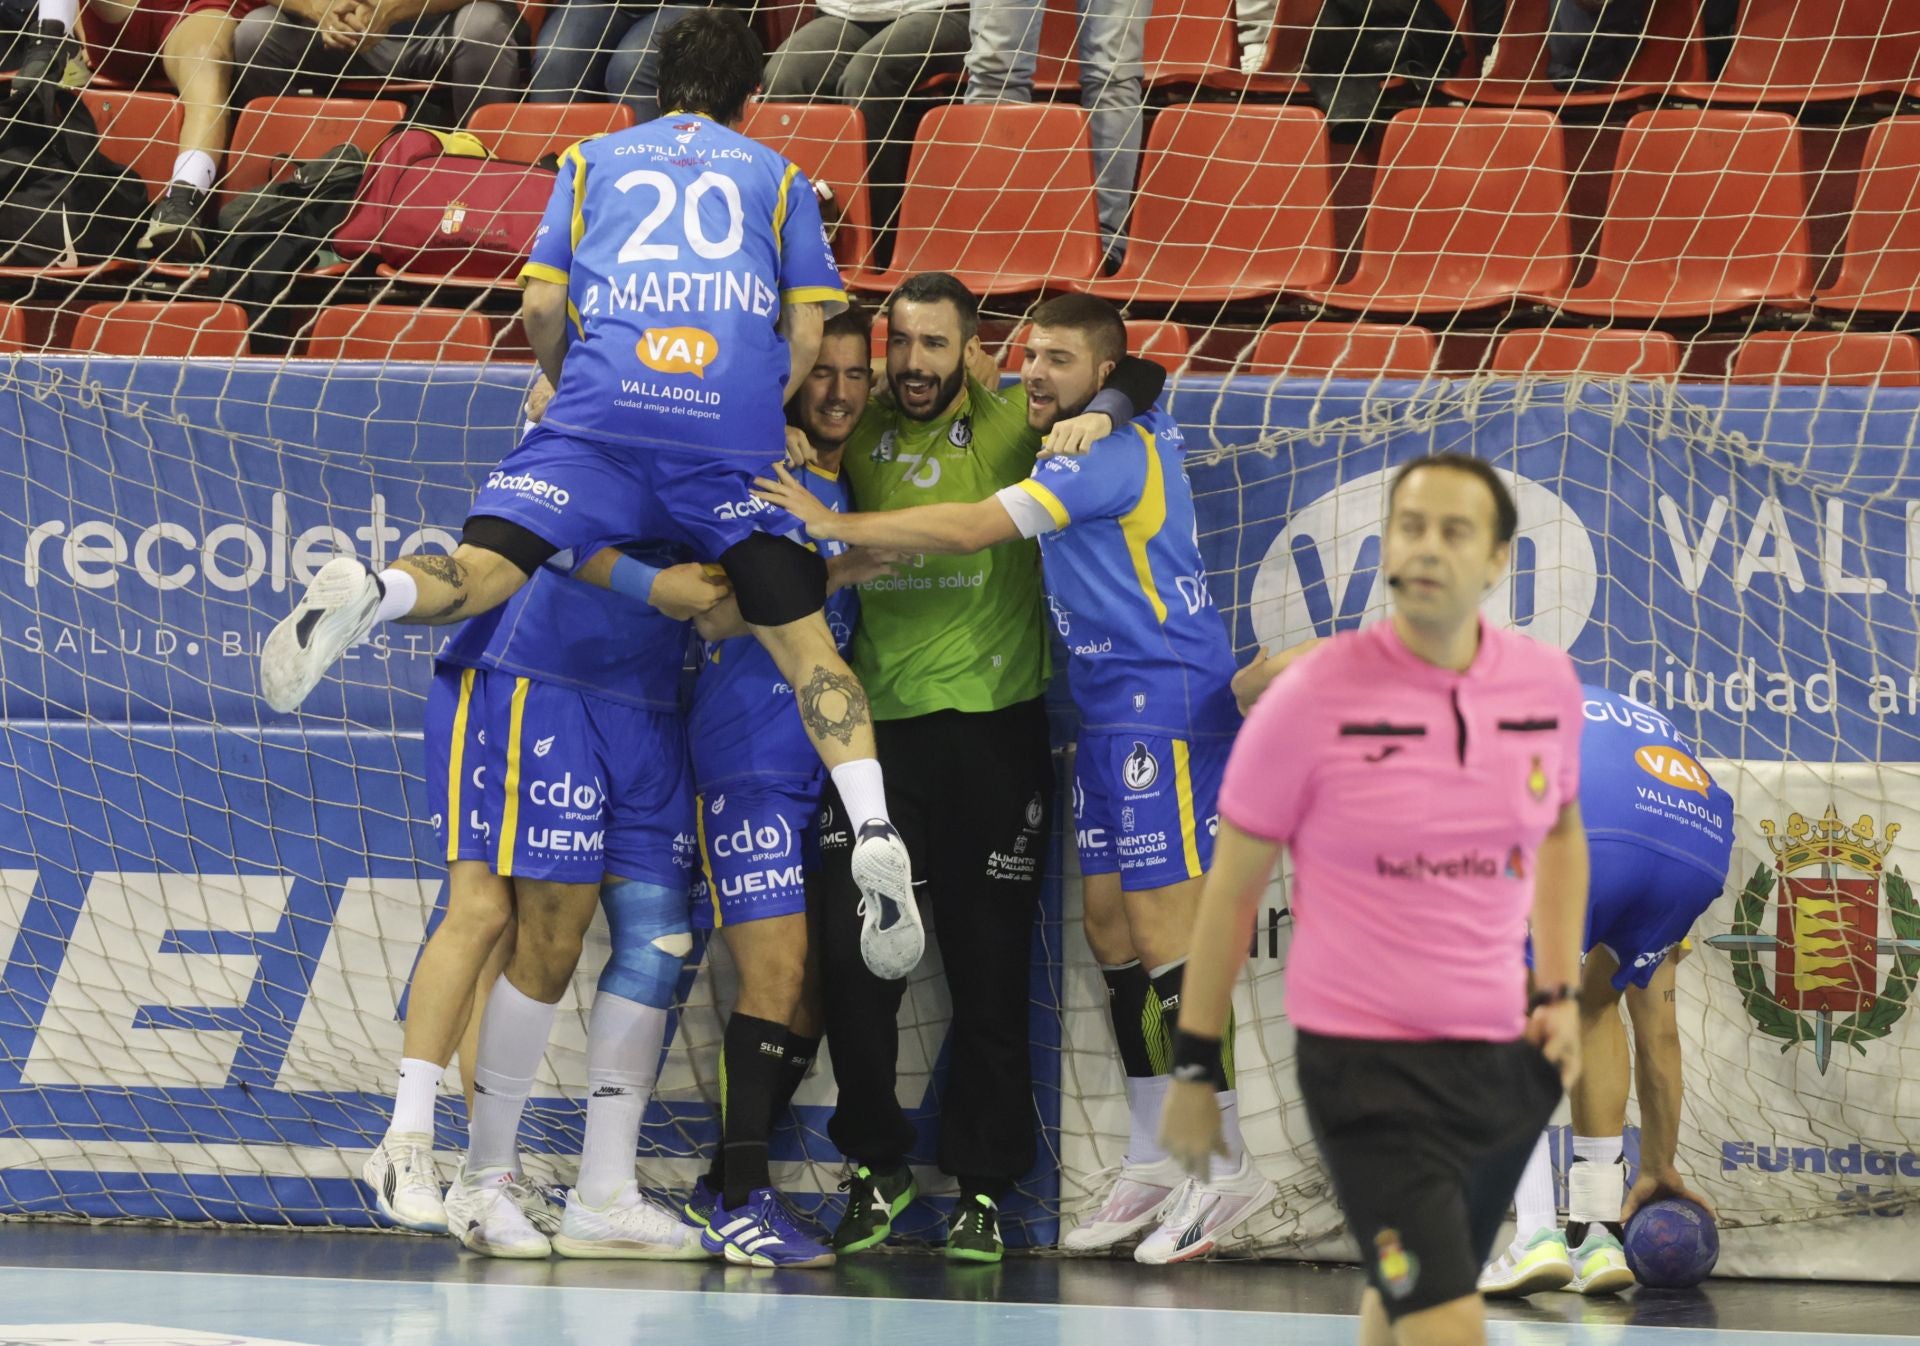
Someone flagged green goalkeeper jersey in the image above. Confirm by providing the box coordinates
[842,374,1052,721]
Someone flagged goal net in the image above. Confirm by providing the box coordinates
[2,0,1918,1285]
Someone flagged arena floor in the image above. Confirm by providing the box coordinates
[0,1225,1913,1346]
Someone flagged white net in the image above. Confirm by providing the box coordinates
[0,0,1916,1283]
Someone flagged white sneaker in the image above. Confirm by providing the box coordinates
[851,821,923,980]
[260,555,381,713]
[1133,1157,1275,1264]
[442,1165,552,1259]
[1568,1227,1636,1295]
[502,1171,561,1237]
[552,1185,711,1260]
[362,1132,446,1233]
[1062,1156,1186,1251]
[1480,1227,1575,1297]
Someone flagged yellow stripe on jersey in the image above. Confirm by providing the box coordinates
[496,677,533,877]
[564,144,588,253]
[1016,478,1071,529]
[519,261,569,288]
[694,795,723,928]
[1172,740,1203,878]
[780,285,849,307]
[442,668,478,864]
[1118,425,1169,624]
[771,161,801,259]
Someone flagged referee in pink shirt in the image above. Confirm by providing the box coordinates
[1161,454,1588,1346]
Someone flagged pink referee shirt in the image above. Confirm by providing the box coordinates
[1221,618,1585,1042]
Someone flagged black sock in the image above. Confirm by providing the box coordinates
[1101,961,1158,1078]
[772,1031,819,1120]
[1148,960,1234,1087]
[720,1013,788,1208]
[1566,1219,1626,1247]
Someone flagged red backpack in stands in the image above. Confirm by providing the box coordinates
[334,128,555,281]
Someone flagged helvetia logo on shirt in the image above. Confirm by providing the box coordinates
[1122,742,1159,791]
[1376,851,1499,880]
[637,326,719,377]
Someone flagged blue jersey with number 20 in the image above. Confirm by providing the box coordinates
[520,114,846,460]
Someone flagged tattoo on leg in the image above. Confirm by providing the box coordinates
[399,553,470,625]
[796,668,869,746]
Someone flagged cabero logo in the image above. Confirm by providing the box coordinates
[1706,807,1920,1073]
[638,327,719,377]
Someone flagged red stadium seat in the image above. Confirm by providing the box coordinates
[1438,0,1707,107]
[224,97,407,202]
[1815,118,1920,316]
[1242,323,1437,379]
[80,90,186,202]
[1088,104,1334,305]
[1730,332,1920,385]
[303,306,496,361]
[1490,328,1682,378]
[849,104,1104,297]
[1674,0,1920,103]
[465,101,635,164]
[71,301,250,357]
[1527,109,1811,320]
[0,304,25,352]
[1301,108,1569,315]
[1036,0,1238,91]
[1002,320,1193,376]
[740,102,876,272]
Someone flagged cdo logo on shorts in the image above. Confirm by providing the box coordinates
[1248,464,1597,652]
[1122,742,1158,791]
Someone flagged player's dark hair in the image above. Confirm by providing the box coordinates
[1029,293,1127,367]
[822,298,872,348]
[888,272,979,340]
[656,9,763,126]
[1388,453,1519,544]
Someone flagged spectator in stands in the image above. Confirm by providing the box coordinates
[8,0,270,259]
[228,0,522,126]
[1303,0,1501,142]
[1545,0,1646,90]
[764,0,968,248]
[963,0,1145,266]
[529,0,739,122]
[1701,0,1737,78]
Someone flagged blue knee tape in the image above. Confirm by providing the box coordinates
[598,877,691,1009]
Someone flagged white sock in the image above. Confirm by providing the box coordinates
[830,758,889,828]
[1210,1089,1244,1181]
[388,1057,443,1139]
[168,150,217,194]
[374,567,418,624]
[575,991,668,1207]
[1513,1131,1557,1243]
[38,0,77,32]
[1573,1133,1623,1166]
[1569,1134,1626,1226]
[1122,1073,1170,1166]
[465,976,558,1174]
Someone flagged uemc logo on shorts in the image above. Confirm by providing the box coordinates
[486,470,571,509]
[1375,851,1501,880]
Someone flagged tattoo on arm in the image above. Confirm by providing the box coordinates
[398,552,471,625]
[796,667,869,746]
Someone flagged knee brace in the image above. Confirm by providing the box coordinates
[597,878,692,1010]
[720,530,828,627]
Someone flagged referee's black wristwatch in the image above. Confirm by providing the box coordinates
[1170,1030,1225,1089]
[1527,983,1579,1011]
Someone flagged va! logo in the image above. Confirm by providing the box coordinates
[1706,807,1920,1074]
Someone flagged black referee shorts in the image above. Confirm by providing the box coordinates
[1296,1029,1563,1320]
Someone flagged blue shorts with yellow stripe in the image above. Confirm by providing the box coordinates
[425,662,697,889]
[1073,732,1228,891]
[691,777,823,930]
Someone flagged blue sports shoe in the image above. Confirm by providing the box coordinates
[702,1188,837,1268]
[681,1175,720,1230]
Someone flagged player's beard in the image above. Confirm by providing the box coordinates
[895,362,967,422]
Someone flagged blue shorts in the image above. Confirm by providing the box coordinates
[1073,732,1228,891]
[425,664,495,865]
[1585,836,1726,990]
[692,778,824,930]
[469,424,801,565]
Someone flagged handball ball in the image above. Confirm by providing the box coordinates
[1624,1198,1719,1289]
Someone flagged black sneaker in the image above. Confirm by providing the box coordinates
[140,188,208,260]
[831,1163,916,1254]
[8,22,87,102]
[947,1190,1003,1264]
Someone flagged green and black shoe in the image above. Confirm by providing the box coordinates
[946,1191,1003,1264]
[832,1163,916,1253]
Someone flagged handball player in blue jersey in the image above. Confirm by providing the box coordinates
[755,294,1274,1263]
[675,303,881,1269]
[260,9,921,987]
[1478,684,1730,1297]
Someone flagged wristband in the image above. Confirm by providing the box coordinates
[607,553,664,606]
[1170,1029,1225,1089]
[1528,983,1579,1011]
